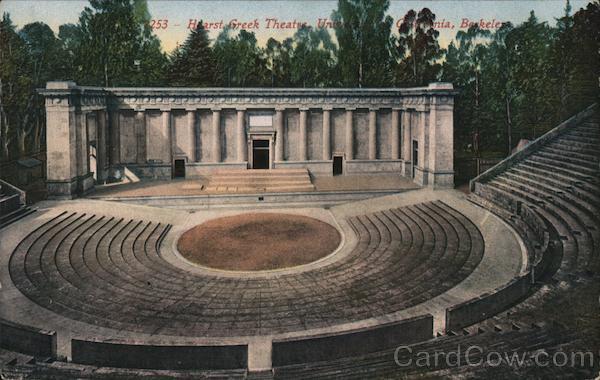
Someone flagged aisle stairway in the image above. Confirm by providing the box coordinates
[205,168,315,193]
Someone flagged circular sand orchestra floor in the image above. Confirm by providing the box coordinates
[177,213,342,271]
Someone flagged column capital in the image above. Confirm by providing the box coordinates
[345,107,356,112]
[369,107,379,112]
[299,107,310,112]
[211,107,222,112]
[275,107,286,112]
[236,107,247,112]
[322,106,333,111]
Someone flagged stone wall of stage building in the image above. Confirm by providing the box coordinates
[40,82,456,198]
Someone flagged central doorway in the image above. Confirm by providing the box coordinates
[252,140,270,169]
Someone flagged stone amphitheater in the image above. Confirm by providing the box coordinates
[0,104,598,379]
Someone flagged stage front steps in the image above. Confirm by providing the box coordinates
[205,168,315,193]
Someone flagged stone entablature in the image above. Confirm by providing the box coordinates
[40,81,456,198]
[105,87,449,112]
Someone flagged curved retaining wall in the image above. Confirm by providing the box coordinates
[445,274,531,331]
[450,189,563,331]
[0,318,57,358]
[71,339,247,370]
[272,314,433,366]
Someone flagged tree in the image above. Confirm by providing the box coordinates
[569,1,600,111]
[265,37,293,87]
[396,8,443,86]
[72,0,167,86]
[483,23,518,155]
[167,22,216,86]
[0,14,55,160]
[289,26,338,87]
[551,0,576,120]
[213,28,269,87]
[332,0,394,87]
[505,11,554,140]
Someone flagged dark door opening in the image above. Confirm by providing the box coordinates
[173,159,186,178]
[412,140,418,179]
[252,140,270,169]
[333,156,343,176]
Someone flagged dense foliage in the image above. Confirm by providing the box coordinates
[0,0,598,167]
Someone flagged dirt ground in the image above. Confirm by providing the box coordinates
[177,213,341,271]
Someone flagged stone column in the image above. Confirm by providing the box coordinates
[391,108,400,160]
[97,110,107,182]
[135,110,146,164]
[345,108,354,160]
[402,109,412,177]
[110,108,120,166]
[212,108,221,162]
[418,111,428,185]
[78,111,95,194]
[236,109,246,162]
[187,110,196,162]
[77,112,88,177]
[275,108,284,162]
[368,108,377,160]
[322,107,331,160]
[162,110,171,162]
[299,108,308,161]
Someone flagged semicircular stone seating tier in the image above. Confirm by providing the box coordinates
[9,200,483,337]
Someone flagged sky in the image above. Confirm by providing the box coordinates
[0,0,590,53]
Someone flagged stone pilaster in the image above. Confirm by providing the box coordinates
[322,107,331,160]
[275,108,284,162]
[212,108,221,162]
[45,83,79,198]
[427,84,455,188]
[236,109,246,162]
[345,108,354,160]
[391,108,400,160]
[299,108,308,161]
[368,108,377,160]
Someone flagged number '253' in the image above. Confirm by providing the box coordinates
[151,20,168,29]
